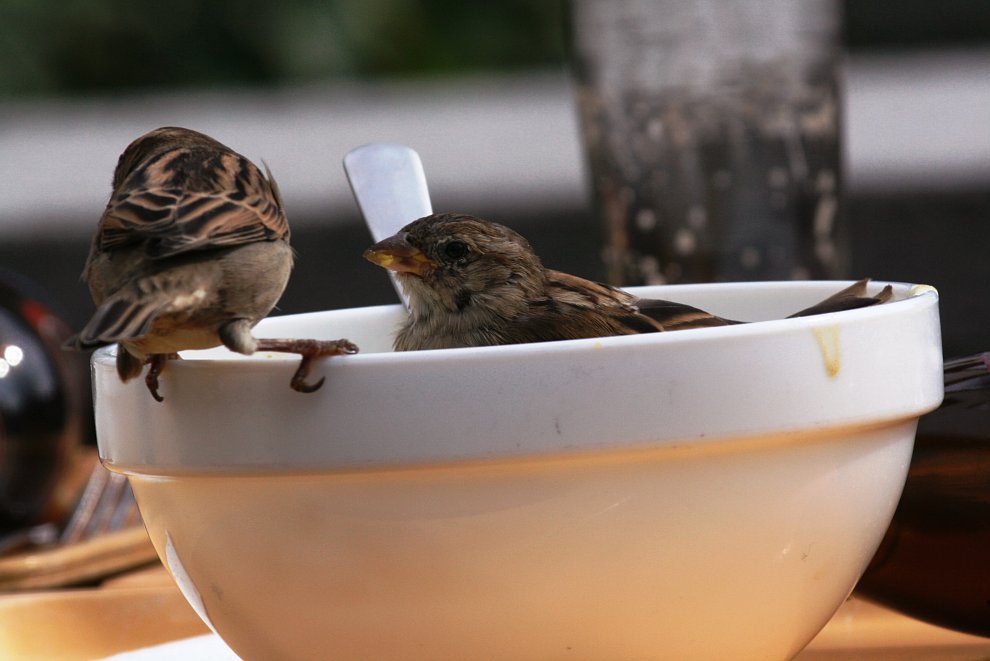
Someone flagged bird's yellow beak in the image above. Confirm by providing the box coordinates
[363,233,437,277]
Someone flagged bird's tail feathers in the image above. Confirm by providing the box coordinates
[66,293,170,350]
[788,278,893,318]
[64,273,199,350]
[943,352,990,393]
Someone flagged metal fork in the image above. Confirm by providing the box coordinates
[0,462,158,590]
[59,464,142,544]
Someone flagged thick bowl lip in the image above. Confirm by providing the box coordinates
[91,280,936,370]
[92,280,944,473]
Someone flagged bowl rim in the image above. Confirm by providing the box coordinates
[92,280,944,473]
[91,280,937,370]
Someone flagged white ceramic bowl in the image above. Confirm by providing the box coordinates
[94,281,943,661]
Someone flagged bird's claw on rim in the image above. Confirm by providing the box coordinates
[144,354,175,402]
[283,339,359,393]
[145,370,164,402]
[291,362,325,393]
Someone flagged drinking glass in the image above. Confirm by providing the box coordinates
[569,0,846,284]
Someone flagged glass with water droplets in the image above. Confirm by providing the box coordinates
[569,0,847,285]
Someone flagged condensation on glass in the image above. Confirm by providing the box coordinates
[570,0,847,285]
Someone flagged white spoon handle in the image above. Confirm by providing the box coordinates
[344,144,434,309]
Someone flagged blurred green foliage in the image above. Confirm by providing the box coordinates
[0,0,564,97]
[0,0,987,98]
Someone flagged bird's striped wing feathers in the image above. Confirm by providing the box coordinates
[634,298,736,330]
[547,270,734,333]
[98,146,287,258]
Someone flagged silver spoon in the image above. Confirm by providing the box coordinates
[344,143,433,309]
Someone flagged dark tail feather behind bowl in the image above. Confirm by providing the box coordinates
[788,278,893,319]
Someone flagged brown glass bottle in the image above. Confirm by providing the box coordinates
[856,353,990,638]
[0,271,86,535]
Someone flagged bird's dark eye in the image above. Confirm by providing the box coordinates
[443,240,469,260]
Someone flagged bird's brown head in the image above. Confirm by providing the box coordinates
[363,213,546,313]
[111,127,229,190]
[98,126,289,256]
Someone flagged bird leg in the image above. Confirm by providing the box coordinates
[144,353,179,402]
[254,338,359,393]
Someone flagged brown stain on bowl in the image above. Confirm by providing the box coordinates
[812,326,841,378]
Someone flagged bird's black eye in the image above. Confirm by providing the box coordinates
[443,240,469,260]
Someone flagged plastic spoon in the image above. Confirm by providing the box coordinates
[344,144,433,309]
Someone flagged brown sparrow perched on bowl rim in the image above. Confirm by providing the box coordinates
[67,126,357,401]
